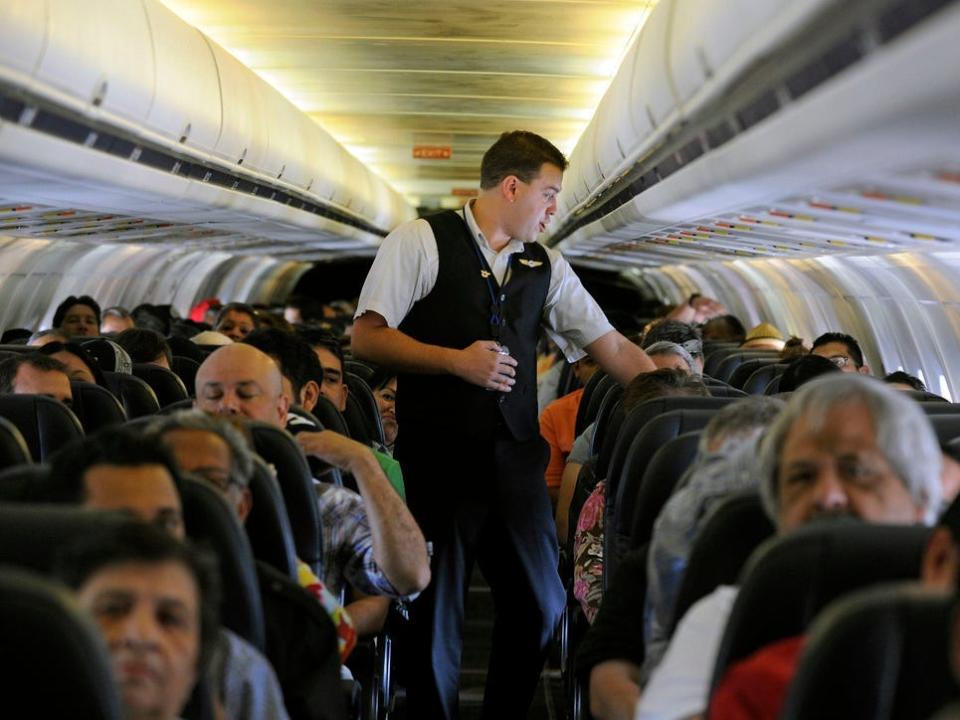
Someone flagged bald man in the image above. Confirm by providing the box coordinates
[194,344,429,601]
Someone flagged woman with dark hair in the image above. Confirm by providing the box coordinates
[52,295,101,338]
[214,302,259,342]
[369,369,399,452]
[38,341,105,386]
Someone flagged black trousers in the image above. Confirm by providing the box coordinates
[397,422,565,720]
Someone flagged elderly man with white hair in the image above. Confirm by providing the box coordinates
[630,374,942,720]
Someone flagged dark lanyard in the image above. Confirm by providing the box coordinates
[462,208,507,341]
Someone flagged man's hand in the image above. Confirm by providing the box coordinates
[451,340,518,391]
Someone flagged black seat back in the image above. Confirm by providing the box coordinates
[728,357,783,390]
[0,394,84,461]
[713,350,782,384]
[929,414,960,444]
[180,477,266,652]
[781,585,958,720]
[592,384,625,477]
[69,381,127,434]
[710,523,931,693]
[0,566,123,719]
[344,372,385,447]
[919,402,960,415]
[171,355,200,396]
[0,463,48,501]
[629,431,702,549]
[103,371,161,418]
[671,493,774,637]
[344,360,375,384]
[702,384,748,398]
[249,422,324,578]
[131,363,189,408]
[742,363,788,395]
[245,456,299,581]
[0,415,32,471]
[574,369,608,437]
[607,408,723,585]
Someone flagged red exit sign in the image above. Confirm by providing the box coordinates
[413,145,452,159]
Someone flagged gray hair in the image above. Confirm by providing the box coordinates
[758,374,942,526]
[150,410,255,489]
[644,341,699,376]
[699,396,786,455]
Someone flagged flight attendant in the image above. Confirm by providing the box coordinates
[353,130,654,719]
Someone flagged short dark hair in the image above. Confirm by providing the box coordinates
[622,368,711,413]
[642,319,704,359]
[811,332,865,368]
[243,328,323,399]
[479,131,568,190]
[778,354,841,392]
[114,328,172,367]
[297,329,345,375]
[0,353,69,393]
[215,303,259,330]
[701,315,747,344]
[52,296,101,329]
[37,341,107,387]
[130,304,170,335]
[52,520,220,675]
[42,428,183,504]
[883,371,926,392]
[284,295,324,323]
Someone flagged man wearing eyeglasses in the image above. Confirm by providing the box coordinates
[352,131,656,719]
[811,332,872,374]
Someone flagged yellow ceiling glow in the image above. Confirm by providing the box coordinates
[158,0,659,208]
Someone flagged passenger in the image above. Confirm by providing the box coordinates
[193,344,430,613]
[633,374,941,720]
[28,328,69,347]
[83,337,134,375]
[41,429,290,720]
[253,310,295,334]
[215,302,259,342]
[641,320,704,374]
[353,129,659,720]
[189,298,222,327]
[777,353,840,392]
[740,322,786,351]
[100,306,135,335]
[700,315,746,344]
[300,330,349,412]
[0,352,73,406]
[368,368,399,453]
[643,398,786,675]
[884,369,927,391]
[665,294,727,325]
[152,410,357,661]
[0,327,31,344]
[131,303,172,336]
[643,340,697,374]
[778,335,808,361]
[52,295,101,339]
[540,356,599,502]
[284,295,324,326]
[115,328,174,369]
[708,490,960,719]
[810,331,871,375]
[573,369,710,624]
[37,340,102,385]
[53,522,218,720]
[192,329,233,346]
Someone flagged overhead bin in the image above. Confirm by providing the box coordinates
[0,1,47,87]
[142,0,222,156]
[0,0,414,257]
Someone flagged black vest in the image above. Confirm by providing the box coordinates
[397,210,551,442]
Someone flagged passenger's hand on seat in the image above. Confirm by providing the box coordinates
[452,340,518,391]
[296,429,375,474]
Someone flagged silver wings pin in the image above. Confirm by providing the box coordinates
[517,259,543,268]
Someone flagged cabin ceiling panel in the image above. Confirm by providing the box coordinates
[159,0,657,208]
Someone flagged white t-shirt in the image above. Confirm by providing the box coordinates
[634,585,739,720]
[355,200,613,362]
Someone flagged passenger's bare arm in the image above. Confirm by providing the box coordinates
[345,592,391,637]
[353,310,518,391]
[297,430,431,595]
[589,659,643,720]
[585,330,656,385]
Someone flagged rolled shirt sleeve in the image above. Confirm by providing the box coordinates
[541,246,614,362]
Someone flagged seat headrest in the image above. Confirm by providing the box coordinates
[0,394,84,461]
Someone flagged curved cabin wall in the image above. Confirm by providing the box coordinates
[635,250,960,400]
[0,237,307,332]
